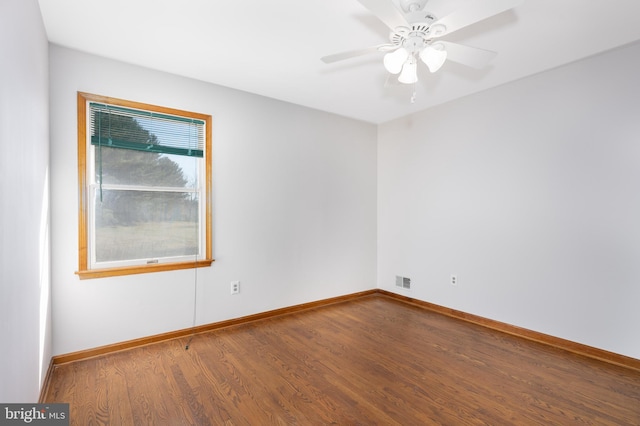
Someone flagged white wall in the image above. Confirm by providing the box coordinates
[0,0,51,401]
[49,45,377,355]
[378,41,640,359]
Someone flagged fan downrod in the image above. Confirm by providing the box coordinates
[399,0,428,13]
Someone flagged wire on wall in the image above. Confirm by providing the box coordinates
[185,119,199,351]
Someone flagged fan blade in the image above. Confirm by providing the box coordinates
[384,73,400,88]
[430,0,523,37]
[357,0,409,30]
[321,44,394,64]
[437,41,497,69]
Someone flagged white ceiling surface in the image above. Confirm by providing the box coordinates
[38,0,640,124]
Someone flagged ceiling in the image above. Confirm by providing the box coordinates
[38,0,640,124]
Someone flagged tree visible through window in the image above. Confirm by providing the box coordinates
[77,93,213,279]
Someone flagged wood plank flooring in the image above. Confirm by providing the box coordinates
[43,294,640,425]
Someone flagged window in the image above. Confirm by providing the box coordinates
[77,92,213,279]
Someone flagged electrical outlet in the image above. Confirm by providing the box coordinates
[450,274,457,286]
[231,281,240,295]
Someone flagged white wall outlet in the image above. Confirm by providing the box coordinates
[450,274,457,286]
[231,281,240,295]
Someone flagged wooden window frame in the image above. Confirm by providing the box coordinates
[76,92,213,279]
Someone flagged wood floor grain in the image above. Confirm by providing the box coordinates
[43,295,640,425]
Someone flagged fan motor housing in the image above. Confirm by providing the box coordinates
[390,20,437,50]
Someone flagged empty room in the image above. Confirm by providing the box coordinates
[1,0,639,424]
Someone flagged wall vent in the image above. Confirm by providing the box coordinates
[395,275,411,290]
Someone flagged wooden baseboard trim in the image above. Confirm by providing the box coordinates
[50,288,639,373]
[38,357,55,403]
[378,289,640,372]
[52,290,378,365]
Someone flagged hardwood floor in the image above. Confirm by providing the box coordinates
[43,294,640,425]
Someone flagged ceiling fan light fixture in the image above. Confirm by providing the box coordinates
[398,55,418,84]
[383,47,410,74]
[419,44,448,73]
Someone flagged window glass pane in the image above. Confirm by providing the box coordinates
[95,189,199,262]
[96,146,196,188]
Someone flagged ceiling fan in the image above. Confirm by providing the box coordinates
[321,0,523,85]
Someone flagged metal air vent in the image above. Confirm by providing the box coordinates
[395,275,411,289]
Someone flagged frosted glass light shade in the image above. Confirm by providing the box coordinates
[398,55,418,84]
[419,45,447,73]
[383,47,409,75]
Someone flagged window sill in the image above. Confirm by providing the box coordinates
[76,259,214,280]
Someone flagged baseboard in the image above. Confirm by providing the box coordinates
[38,357,55,403]
[51,290,378,365]
[378,289,640,372]
[50,288,640,373]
